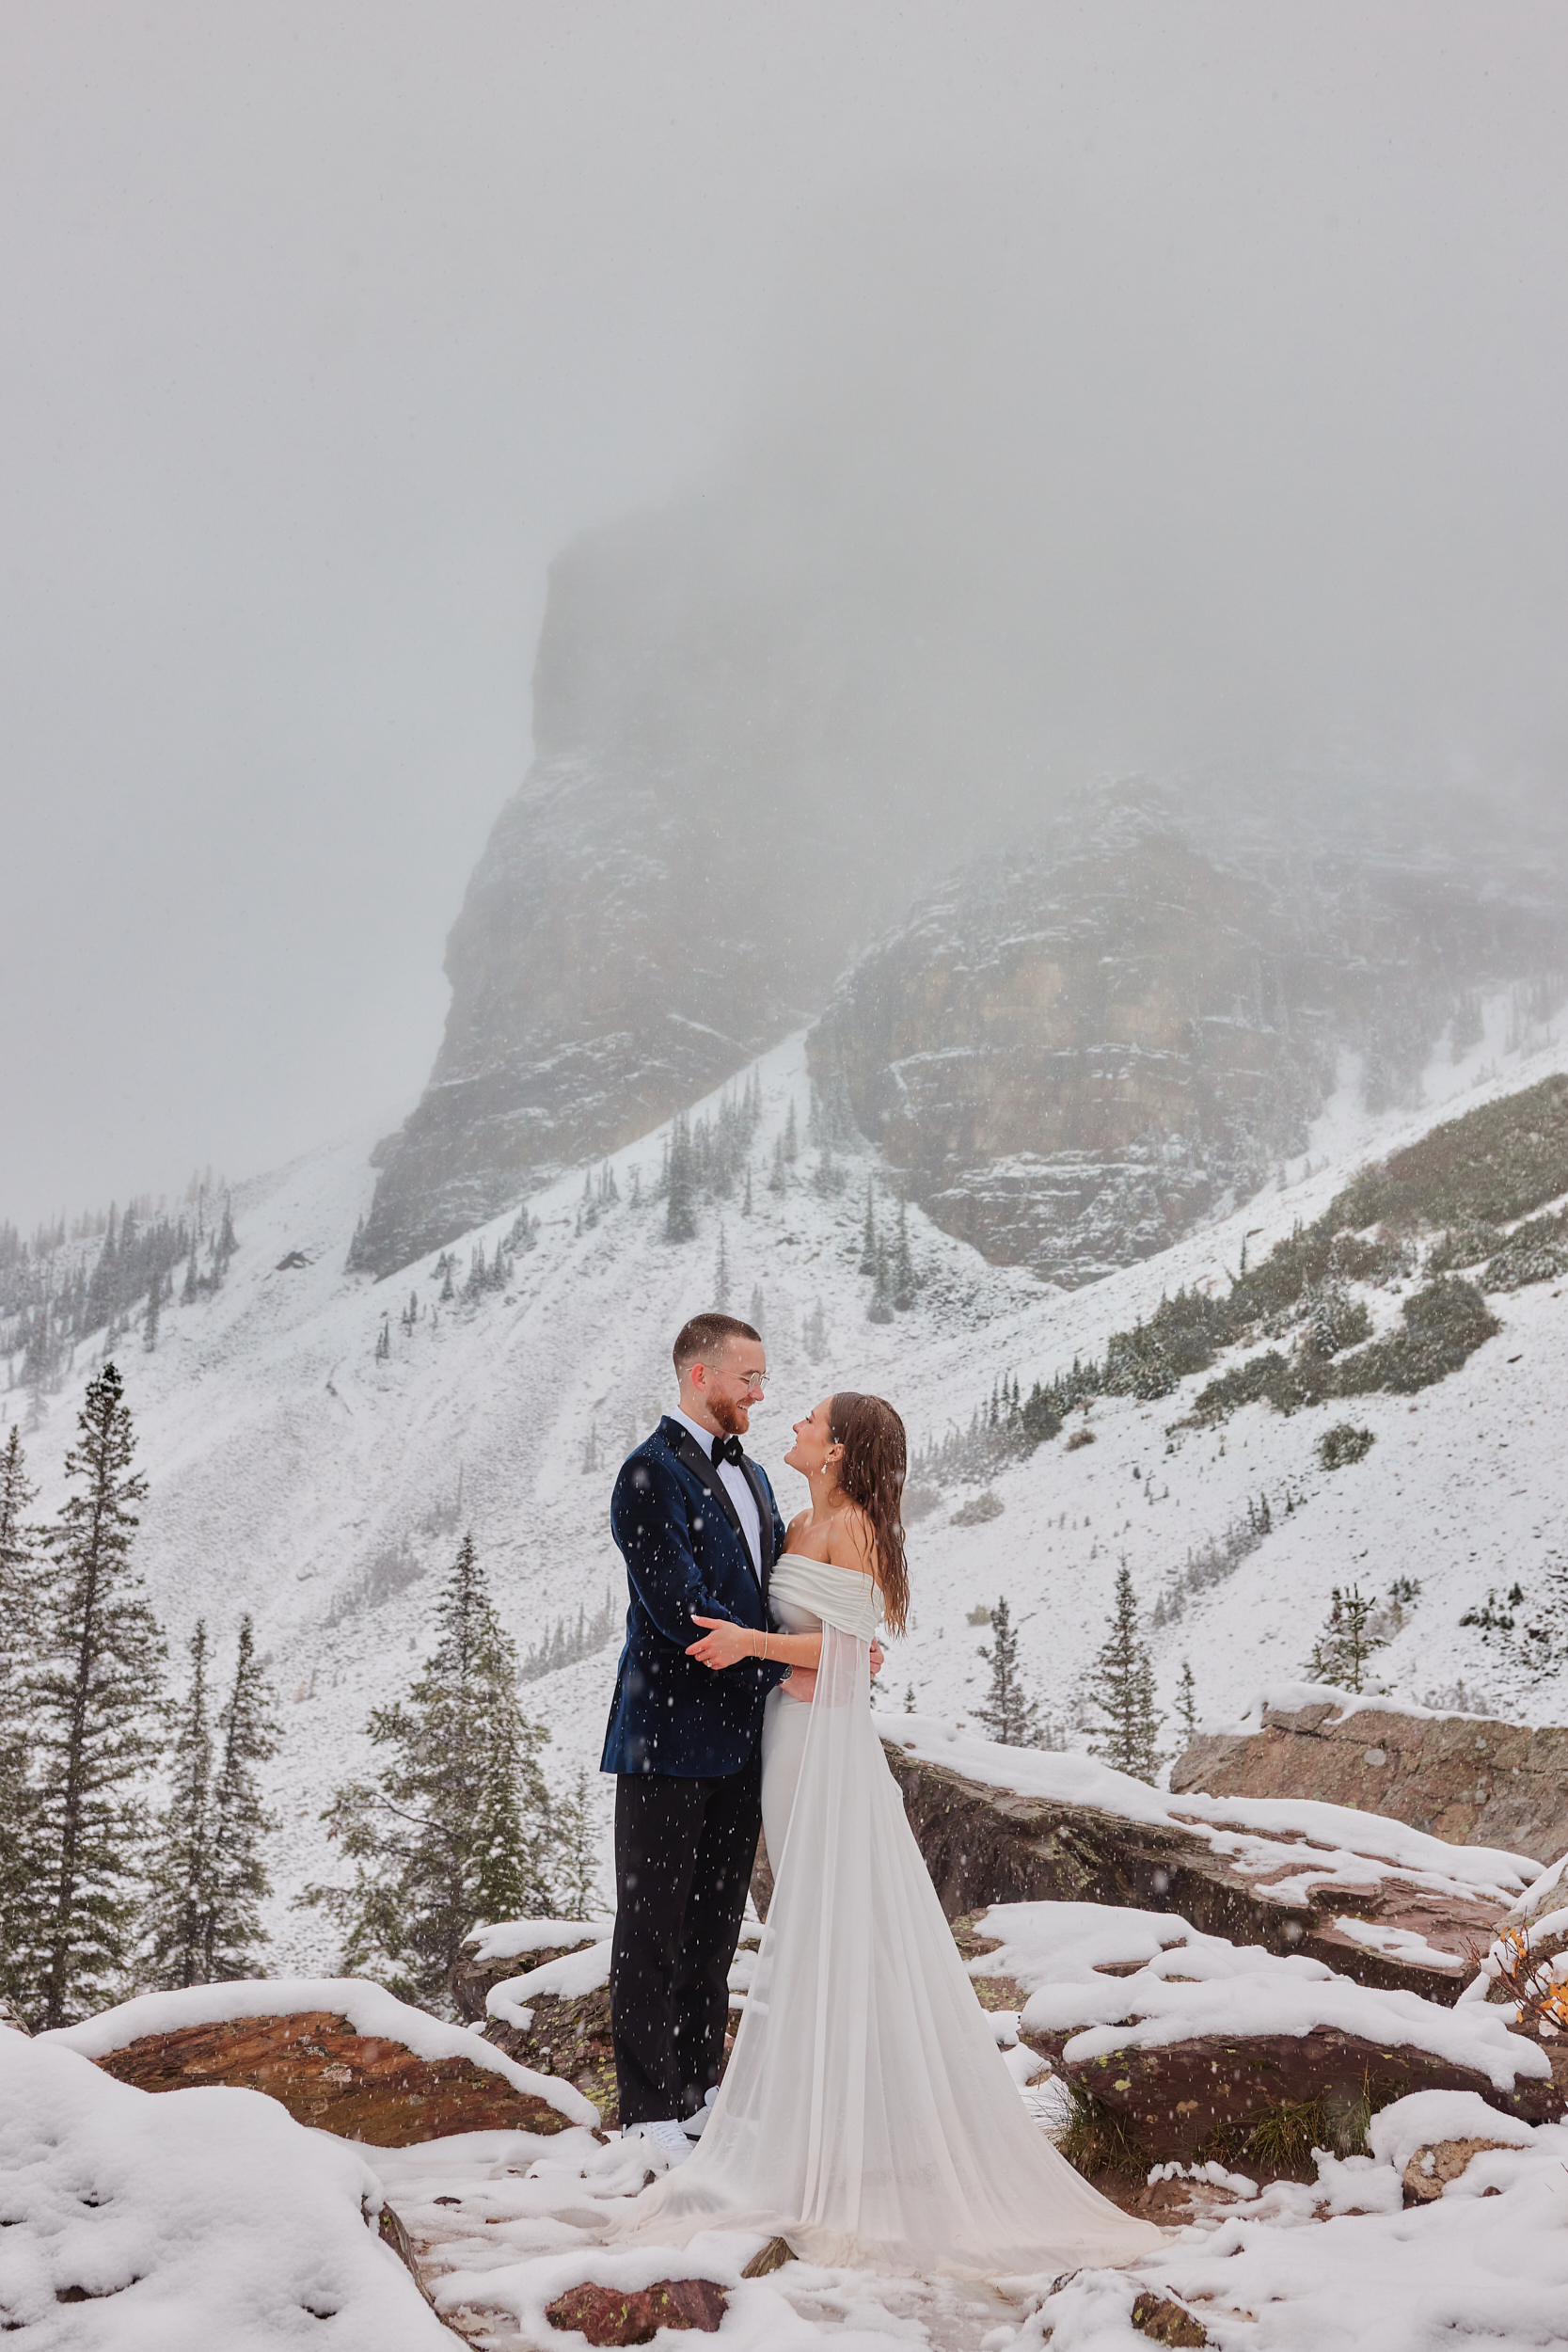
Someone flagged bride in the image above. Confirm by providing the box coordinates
[614,1390,1163,2276]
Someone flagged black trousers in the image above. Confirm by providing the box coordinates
[610,1755,761,2128]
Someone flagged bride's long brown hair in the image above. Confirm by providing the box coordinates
[828,1391,909,1635]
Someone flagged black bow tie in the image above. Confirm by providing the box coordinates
[711,1433,746,1470]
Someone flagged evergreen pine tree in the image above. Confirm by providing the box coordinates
[181,1245,198,1306]
[666,1116,697,1244]
[552,1766,603,1917]
[1175,1660,1199,1743]
[440,1255,455,1303]
[1085,1561,1164,1784]
[768,1136,786,1194]
[784,1100,799,1162]
[143,1270,161,1352]
[748,1284,766,1340]
[301,1534,555,2011]
[140,1622,214,1989]
[860,1183,879,1275]
[203,1614,277,1979]
[0,1427,40,1997]
[975,1597,1044,1745]
[893,1195,916,1311]
[867,1242,894,1324]
[22,1363,165,2026]
[742,1167,753,1217]
[1307,1584,1386,1692]
[714,1223,731,1311]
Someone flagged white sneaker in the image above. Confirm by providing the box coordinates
[682,2088,720,2139]
[626,2118,694,2169]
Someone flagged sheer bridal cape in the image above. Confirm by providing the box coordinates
[615,1555,1163,2276]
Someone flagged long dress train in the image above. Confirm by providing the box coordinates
[615,1556,1163,2276]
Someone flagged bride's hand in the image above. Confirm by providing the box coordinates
[687,1613,760,1671]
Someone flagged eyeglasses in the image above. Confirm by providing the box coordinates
[705,1365,768,1392]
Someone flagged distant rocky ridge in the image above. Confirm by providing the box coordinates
[352,496,1566,1279]
[810,790,1566,1283]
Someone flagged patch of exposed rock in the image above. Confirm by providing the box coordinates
[83,2010,578,2145]
[1051,2026,1559,2169]
[880,1737,1510,2003]
[452,1931,618,2126]
[1171,1697,1568,1866]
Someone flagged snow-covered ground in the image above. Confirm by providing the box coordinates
[6,1007,1568,1965]
[0,2028,451,2348]
[365,2075,1568,2352]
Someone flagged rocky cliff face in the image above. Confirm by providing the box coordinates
[351,486,1564,1281]
[352,502,954,1276]
[809,789,1564,1284]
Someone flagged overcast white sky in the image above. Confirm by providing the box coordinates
[1,3,1564,1231]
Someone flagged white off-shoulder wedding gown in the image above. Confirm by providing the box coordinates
[616,1553,1163,2276]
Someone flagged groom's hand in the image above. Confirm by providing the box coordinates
[870,1639,885,1678]
[687,1613,757,1672]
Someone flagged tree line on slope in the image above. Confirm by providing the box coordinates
[923,1072,1568,1475]
[0,1370,272,2028]
[1,1185,239,1421]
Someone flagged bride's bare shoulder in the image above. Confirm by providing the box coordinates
[827,1502,879,1583]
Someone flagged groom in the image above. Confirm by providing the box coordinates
[601,1311,786,2163]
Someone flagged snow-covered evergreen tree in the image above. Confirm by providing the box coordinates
[1175,1659,1199,1743]
[714,1223,731,1311]
[1307,1584,1386,1692]
[302,1534,555,2013]
[0,1427,40,2002]
[23,1363,165,2026]
[867,1242,894,1323]
[203,1613,277,1979]
[552,1766,603,1917]
[892,1194,916,1311]
[860,1183,879,1276]
[1085,1561,1164,1784]
[140,1621,214,1990]
[748,1284,766,1340]
[975,1597,1044,1746]
[666,1115,697,1244]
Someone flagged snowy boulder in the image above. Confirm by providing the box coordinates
[970,1902,1560,2169]
[1170,1687,1568,1866]
[43,1978,597,2146]
[544,2276,727,2342]
[450,1916,607,2028]
[0,2028,451,2345]
[1365,2088,1537,2203]
[883,1719,1534,2002]
[458,1929,618,2124]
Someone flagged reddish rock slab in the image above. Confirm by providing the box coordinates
[93,2010,576,2145]
[545,2278,727,2343]
[1172,1701,1568,1866]
[1053,2025,1561,2166]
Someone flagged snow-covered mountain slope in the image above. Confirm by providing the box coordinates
[8,1009,1568,1972]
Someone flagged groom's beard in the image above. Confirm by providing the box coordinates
[709,1394,750,1438]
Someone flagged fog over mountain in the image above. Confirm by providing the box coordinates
[1,5,1565,1231]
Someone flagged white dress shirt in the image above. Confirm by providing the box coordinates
[668,1403,763,1579]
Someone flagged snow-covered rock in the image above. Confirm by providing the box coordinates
[43,1978,597,2141]
[0,2028,450,2346]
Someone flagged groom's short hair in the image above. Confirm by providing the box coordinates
[673,1312,761,1375]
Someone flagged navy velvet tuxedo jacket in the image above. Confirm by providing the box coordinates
[600,1415,788,1778]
